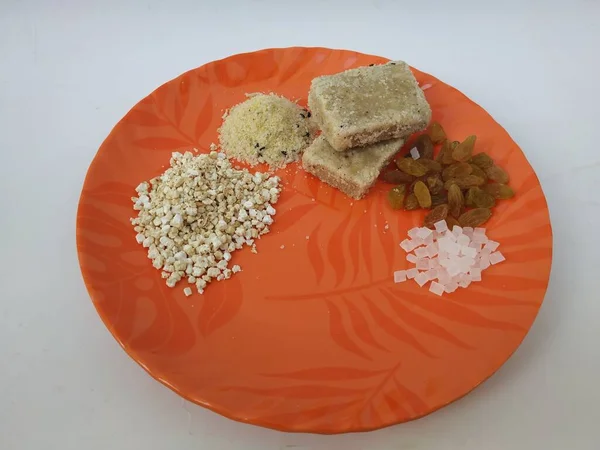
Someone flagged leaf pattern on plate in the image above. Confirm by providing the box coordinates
[77,47,553,433]
[325,300,371,360]
[198,276,243,337]
[306,223,325,284]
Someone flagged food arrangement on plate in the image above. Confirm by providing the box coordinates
[78,47,552,433]
[131,60,513,298]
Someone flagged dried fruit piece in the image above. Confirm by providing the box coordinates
[396,158,428,177]
[485,165,510,183]
[442,162,473,181]
[465,187,496,208]
[447,184,464,218]
[388,185,406,210]
[430,191,448,207]
[458,208,492,227]
[414,134,435,159]
[452,135,476,162]
[429,122,447,144]
[425,174,444,194]
[381,170,415,184]
[469,163,488,181]
[413,181,432,208]
[418,159,442,174]
[424,204,449,228]
[444,175,486,190]
[470,152,494,169]
[436,140,456,165]
[404,193,419,210]
[445,215,460,231]
[483,183,515,199]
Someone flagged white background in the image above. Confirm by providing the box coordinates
[1,0,599,449]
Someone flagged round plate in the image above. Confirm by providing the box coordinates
[77,47,552,433]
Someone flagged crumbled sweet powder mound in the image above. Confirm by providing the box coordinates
[131,151,281,295]
[218,93,317,169]
[393,220,505,296]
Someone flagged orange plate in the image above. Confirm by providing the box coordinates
[77,47,552,433]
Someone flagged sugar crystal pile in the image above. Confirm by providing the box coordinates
[394,220,505,296]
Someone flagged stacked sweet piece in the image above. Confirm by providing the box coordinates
[302,62,432,199]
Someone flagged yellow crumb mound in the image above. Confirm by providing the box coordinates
[218,93,317,169]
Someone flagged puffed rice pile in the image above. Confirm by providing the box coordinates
[131,151,281,295]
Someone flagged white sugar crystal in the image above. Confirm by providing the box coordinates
[472,233,489,244]
[485,240,500,252]
[416,227,433,240]
[469,267,482,281]
[469,242,483,251]
[434,220,448,233]
[489,251,506,265]
[415,247,429,258]
[408,227,421,239]
[425,269,438,280]
[400,239,414,252]
[414,272,430,287]
[480,248,492,258]
[410,147,420,159]
[474,227,486,236]
[479,256,491,270]
[461,246,477,258]
[458,278,471,288]
[406,268,419,279]
[416,259,430,270]
[444,282,459,293]
[437,269,451,285]
[429,281,445,296]
[410,238,425,248]
[446,242,461,256]
[426,243,438,258]
[444,230,457,242]
[457,234,471,246]
[396,224,503,295]
[394,270,407,283]
[428,258,440,269]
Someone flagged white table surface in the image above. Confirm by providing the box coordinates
[1,0,599,448]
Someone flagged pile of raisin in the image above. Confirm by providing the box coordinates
[383,122,515,228]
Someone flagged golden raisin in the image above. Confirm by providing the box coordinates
[387,185,406,210]
[445,215,460,232]
[485,165,510,183]
[458,208,492,227]
[431,191,448,207]
[443,175,486,190]
[413,181,432,208]
[429,122,447,144]
[414,134,434,159]
[424,204,449,228]
[470,152,494,169]
[442,162,473,181]
[469,163,488,181]
[466,187,496,208]
[418,159,442,174]
[436,140,456,166]
[381,170,415,184]
[396,158,428,177]
[447,184,464,218]
[452,135,476,162]
[483,183,515,199]
[404,193,419,210]
[425,174,444,194]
